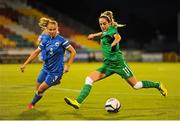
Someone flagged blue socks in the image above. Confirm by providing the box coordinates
[31,92,43,105]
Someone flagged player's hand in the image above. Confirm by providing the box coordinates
[63,65,70,73]
[88,34,94,40]
[111,42,116,47]
[20,65,26,72]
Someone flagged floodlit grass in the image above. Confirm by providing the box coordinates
[0,62,180,120]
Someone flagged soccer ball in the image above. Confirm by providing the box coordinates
[105,98,121,113]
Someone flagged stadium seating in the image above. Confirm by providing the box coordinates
[0,34,16,48]
[0,0,101,50]
[0,7,19,22]
[0,16,36,48]
[72,35,100,50]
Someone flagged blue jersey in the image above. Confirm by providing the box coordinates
[38,34,70,73]
[38,34,50,61]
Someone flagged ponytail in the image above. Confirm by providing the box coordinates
[100,11,125,28]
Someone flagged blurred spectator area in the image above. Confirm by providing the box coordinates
[0,0,100,51]
[0,0,179,63]
[0,15,36,48]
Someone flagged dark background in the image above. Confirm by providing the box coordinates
[31,0,179,47]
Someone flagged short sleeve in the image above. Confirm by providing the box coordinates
[106,26,118,37]
[38,34,50,50]
[59,36,70,49]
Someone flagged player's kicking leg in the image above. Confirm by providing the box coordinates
[127,77,167,97]
[158,82,167,97]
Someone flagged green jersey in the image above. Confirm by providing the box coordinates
[100,26,124,63]
[97,26,134,79]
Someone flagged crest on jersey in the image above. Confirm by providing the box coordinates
[55,42,60,47]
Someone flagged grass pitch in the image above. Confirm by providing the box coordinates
[0,62,180,120]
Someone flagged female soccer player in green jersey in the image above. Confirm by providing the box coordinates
[64,11,167,109]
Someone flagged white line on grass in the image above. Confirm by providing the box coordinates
[1,85,179,97]
[0,85,80,93]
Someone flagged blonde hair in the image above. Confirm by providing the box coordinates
[38,17,58,30]
[100,11,125,28]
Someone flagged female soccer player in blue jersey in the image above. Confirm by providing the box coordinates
[20,17,76,109]
[64,11,167,109]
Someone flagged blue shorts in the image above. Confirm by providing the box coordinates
[37,69,63,86]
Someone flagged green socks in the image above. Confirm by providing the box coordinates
[75,81,159,104]
[142,80,159,88]
[76,84,92,104]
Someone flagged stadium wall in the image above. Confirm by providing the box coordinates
[0,49,179,64]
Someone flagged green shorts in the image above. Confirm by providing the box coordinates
[96,60,134,79]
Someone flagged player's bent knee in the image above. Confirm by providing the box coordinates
[85,76,94,85]
[133,81,143,90]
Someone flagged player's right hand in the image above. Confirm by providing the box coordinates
[20,65,25,72]
[87,34,94,40]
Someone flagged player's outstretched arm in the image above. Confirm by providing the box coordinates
[88,32,102,40]
[20,48,41,72]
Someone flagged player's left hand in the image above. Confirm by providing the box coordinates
[111,42,117,47]
[63,65,70,73]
